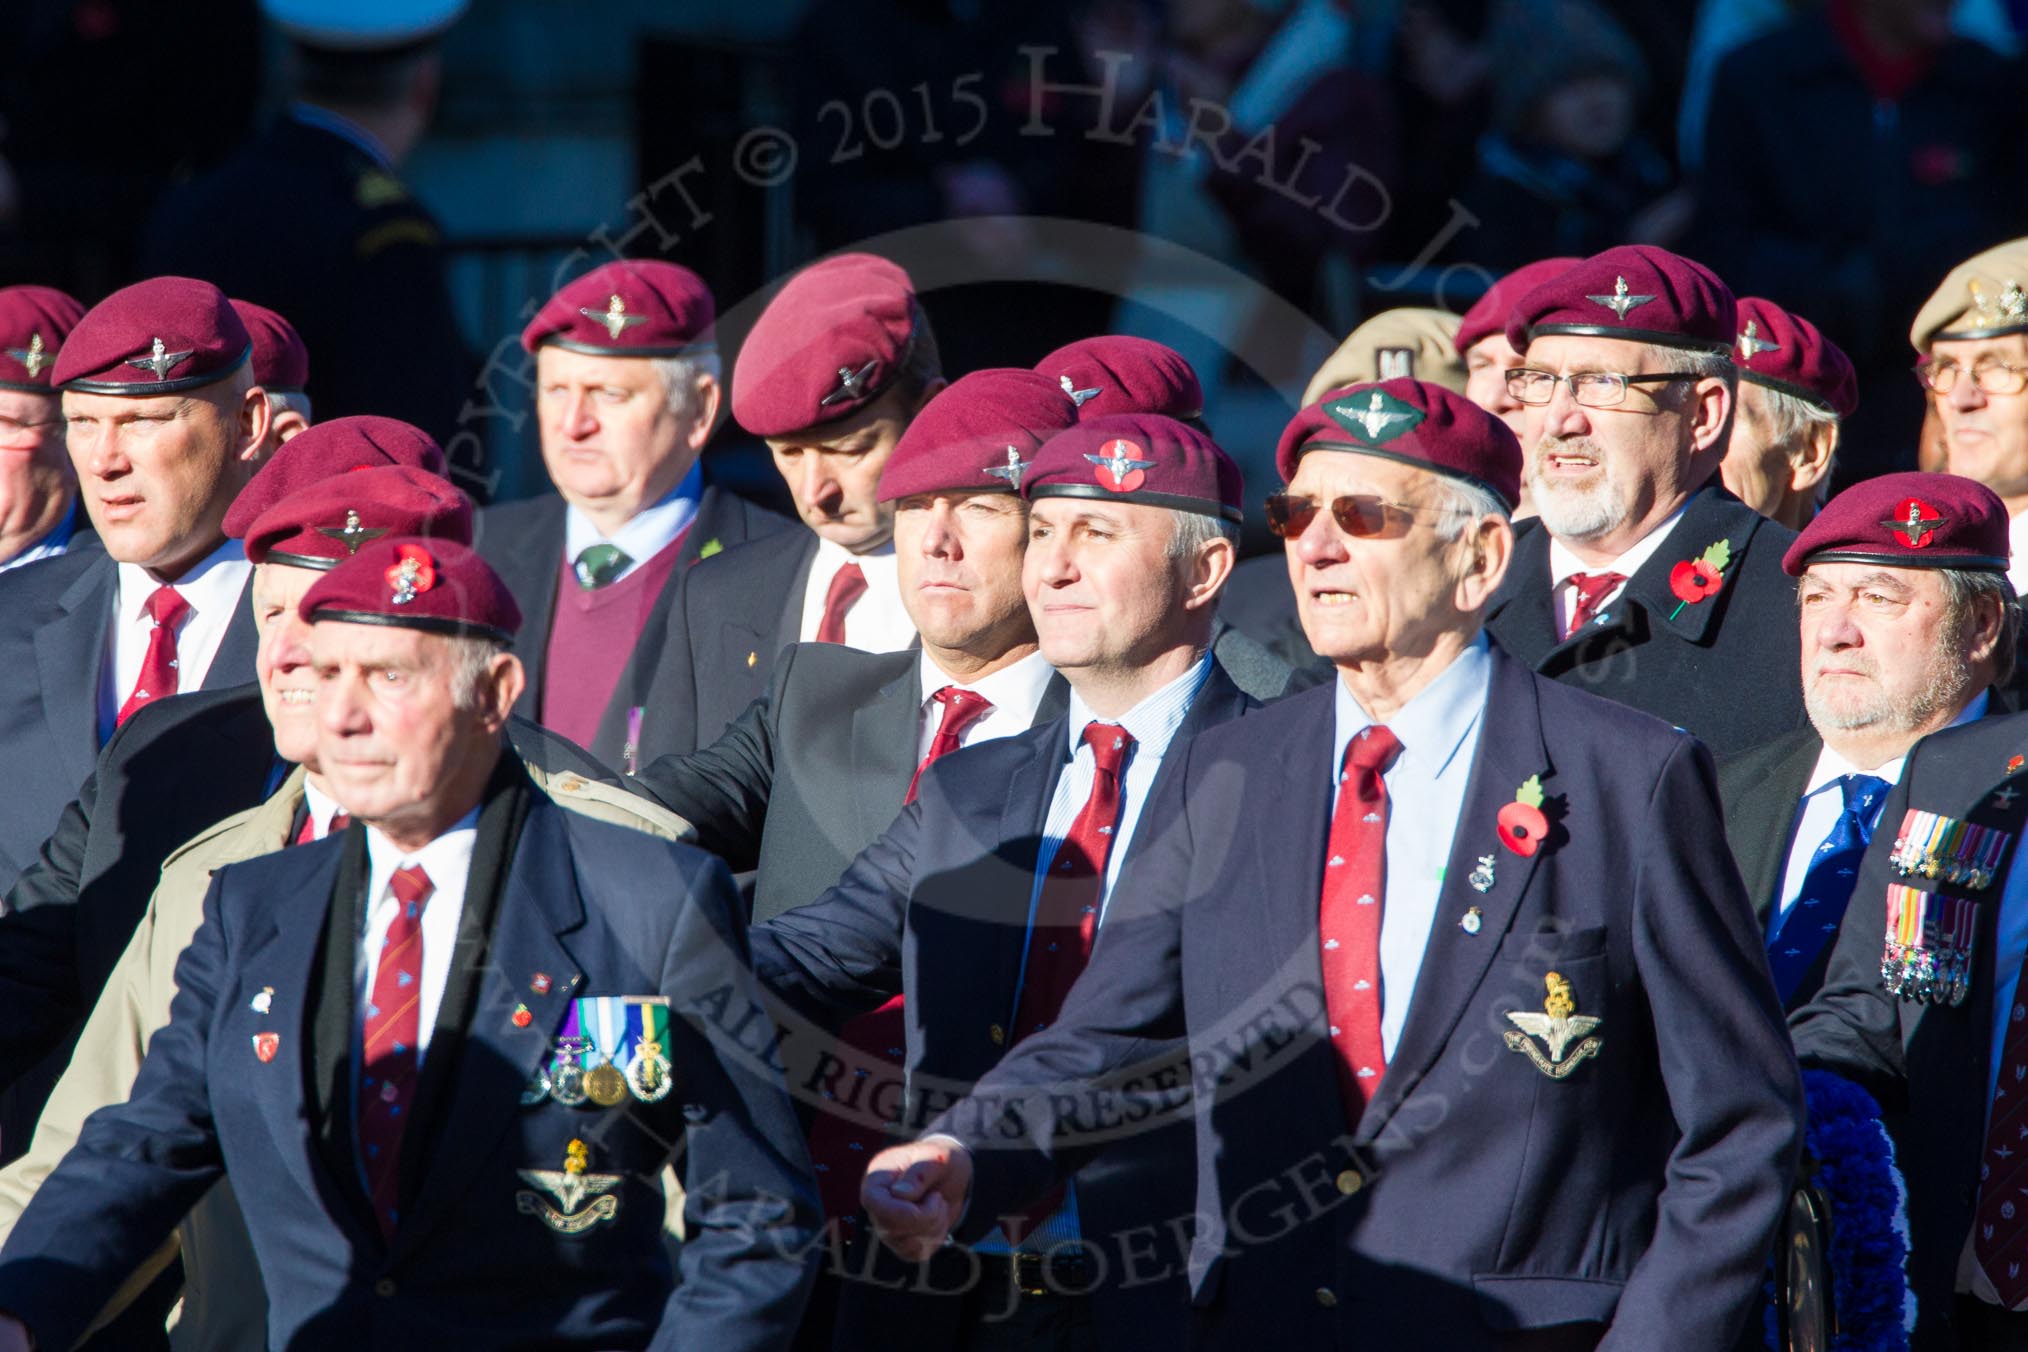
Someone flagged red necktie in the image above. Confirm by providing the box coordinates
[1563,571,1626,639]
[904,687,995,804]
[359,864,432,1239]
[815,562,867,645]
[117,586,191,727]
[1004,722,1134,1242]
[293,811,351,847]
[1320,725,1400,1128]
[1976,956,2028,1306]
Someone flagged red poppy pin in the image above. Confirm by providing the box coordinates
[1667,538,1732,620]
[1882,497,1943,549]
[1496,775,1550,857]
[252,1032,280,1063]
[2010,754,2025,777]
[385,543,436,606]
[1083,439,1154,493]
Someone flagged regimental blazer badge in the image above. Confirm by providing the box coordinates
[1504,972,1603,1078]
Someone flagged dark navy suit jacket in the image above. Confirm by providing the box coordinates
[0,541,257,890]
[929,647,1802,1350]
[476,479,795,769]
[749,660,1255,1351]
[0,761,819,1352]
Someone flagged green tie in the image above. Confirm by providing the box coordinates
[573,543,632,590]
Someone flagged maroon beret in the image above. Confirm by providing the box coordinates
[223,415,447,539]
[54,276,253,395]
[1454,257,1579,354]
[732,253,920,438]
[1024,414,1243,523]
[1277,379,1523,511]
[1033,336,1203,422]
[878,368,1080,501]
[1783,471,2008,577]
[246,465,473,569]
[1505,244,1737,355]
[301,535,522,644]
[520,259,716,358]
[1731,296,1858,418]
[229,299,310,393]
[0,286,87,392]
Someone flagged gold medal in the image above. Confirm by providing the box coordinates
[586,1059,628,1106]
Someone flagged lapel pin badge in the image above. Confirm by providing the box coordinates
[1468,855,1496,893]
[250,985,274,1014]
[531,973,552,996]
[252,1032,280,1063]
[1460,906,1483,935]
[512,1003,534,1029]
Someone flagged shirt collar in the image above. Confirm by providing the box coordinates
[302,777,345,837]
[1548,502,1690,591]
[1064,653,1213,765]
[1806,689,1991,795]
[363,807,480,911]
[919,648,1055,719]
[562,461,704,566]
[815,533,897,569]
[1332,631,1493,782]
[116,538,247,623]
[288,102,395,171]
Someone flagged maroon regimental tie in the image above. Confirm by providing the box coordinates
[1563,571,1626,639]
[814,562,867,644]
[117,586,191,727]
[1319,725,1400,1127]
[904,687,995,804]
[359,864,432,1239]
[1976,966,2028,1306]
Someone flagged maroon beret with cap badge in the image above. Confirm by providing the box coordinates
[301,535,522,644]
[1276,379,1523,510]
[1505,244,1737,355]
[1033,336,1203,423]
[1454,257,1579,354]
[1023,413,1244,523]
[520,259,716,358]
[245,465,473,569]
[224,415,446,539]
[731,253,920,438]
[229,299,311,394]
[1731,296,1858,418]
[1783,471,2009,576]
[878,368,1080,501]
[54,276,253,395]
[0,286,87,392]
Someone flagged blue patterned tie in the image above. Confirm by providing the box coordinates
[1765,773,1889,1003]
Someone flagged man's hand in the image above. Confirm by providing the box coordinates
[0,1313,33,1351]
[861,1138,972,1261]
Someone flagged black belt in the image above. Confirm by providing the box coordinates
[982,1247,1097,1297]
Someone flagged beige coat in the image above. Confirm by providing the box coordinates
[0,762,695,1350]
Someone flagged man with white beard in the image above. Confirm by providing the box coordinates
[1481,244,1806,755]
[1718,472,2012,1012]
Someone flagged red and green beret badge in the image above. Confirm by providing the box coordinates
[1084,438,1155,493]
[1881,498,1943,549]
[1325,388,1424,445]
[1668,538,1732,619]
[386,543,437,606]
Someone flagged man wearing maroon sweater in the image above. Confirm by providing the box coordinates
[477,261,795,772]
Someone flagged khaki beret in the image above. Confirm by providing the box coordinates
[1910,237,2028,351]
[1302,308,1465,407]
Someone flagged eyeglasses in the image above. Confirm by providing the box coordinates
[1913,357,2028,395]
[1264,493,1473,540]
[1504,369,1701,408]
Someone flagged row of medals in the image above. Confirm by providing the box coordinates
[521,1035,672,1108]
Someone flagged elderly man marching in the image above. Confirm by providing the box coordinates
[860,379,1803,1352]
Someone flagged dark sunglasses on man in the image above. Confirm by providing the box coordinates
[1264,492,1475,540]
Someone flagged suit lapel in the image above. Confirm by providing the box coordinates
[1738,731,1824,927]
[35,554,115,778]
[990,725,1065,1012]
[1483,522,1557,668]
[512,501,567,714]
[1359,650,1552,1145]
[853,664,924,841]
[1608,486,1760,649]
[200,575,260,692]
[304,825,377,1232]
[775,533,819,658]
[1033,673,1070,726]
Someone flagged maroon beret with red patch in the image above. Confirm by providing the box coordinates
[731,253,921,438]
[1454,257,1579,354]
[1505,244,1737,355]
[0,286,87,392]
[1033,335,1203,423]
[301,535,522,643]
[54,276,252,395]
[229,299,311,394]
[1731,296,1858,418]
[1276,379,1523,511]
[878,368,1080,501]
[519,259,716,357]
[1783,471,2008,576]
[246,465,473,570]
[1024,413,1243,523]
[224,415,447,539]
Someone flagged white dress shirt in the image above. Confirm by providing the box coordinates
[797,537,914,652]
[2009,511,2028,598]
[1331,633,1493,1059]
[302,778,348,840]
[914,649,1056,761]
[357,811,477,1067]
[99,541,250,742]
[0,498,78,573]
[1773,694,1989,926]
[561,462,702,586]
[1547,504,1688,637]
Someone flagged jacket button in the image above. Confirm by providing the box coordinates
[373,1278,397,1298]
[989,1024,1005,1045]
[1315,1287,1338,1308]
[1335,1170,1362,1196]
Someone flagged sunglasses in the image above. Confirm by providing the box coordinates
[1264,493,1472,539]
